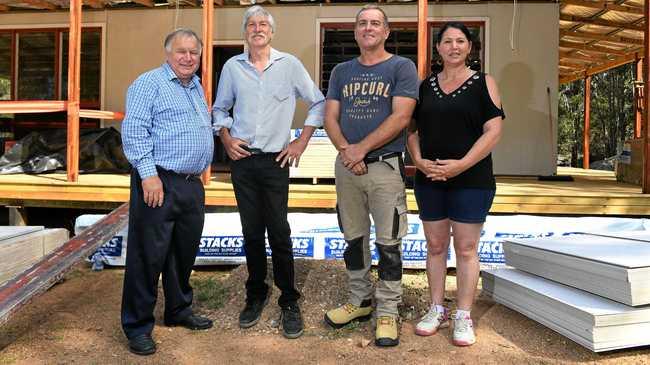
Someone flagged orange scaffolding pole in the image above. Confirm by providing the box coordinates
[66,0,82,182]
[201,0,214,186]
[417,0,428,80]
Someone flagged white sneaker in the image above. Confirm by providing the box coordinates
[452,313,476,346]
[414,306,449,336]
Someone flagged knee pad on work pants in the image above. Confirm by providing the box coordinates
[343,236,365,271]
[376,242,402,281]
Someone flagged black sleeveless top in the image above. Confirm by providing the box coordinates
[413,72,504,189]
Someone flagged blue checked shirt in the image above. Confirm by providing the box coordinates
[122,63,214,179]
[212,48,324,152]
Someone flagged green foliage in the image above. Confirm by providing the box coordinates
[191,276,228,310]
[558,63,636,168]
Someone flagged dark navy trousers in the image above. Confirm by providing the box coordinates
[121,167,205,339]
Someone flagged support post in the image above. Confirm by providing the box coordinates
[635,57,643,139]
[66,0,82,182]
[642,0,650,192]
[8,207,27,226]
[583,75,591,169]
[417,0,428,80]
[201,0,214,185]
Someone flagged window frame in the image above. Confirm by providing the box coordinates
[0,23,105,109]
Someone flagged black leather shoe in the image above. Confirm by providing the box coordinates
[128,334,156,356]
[165,314,213,330]
[239,296,269,328]
[281,303,304,339]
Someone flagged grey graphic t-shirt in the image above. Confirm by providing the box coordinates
[326,55,418,158]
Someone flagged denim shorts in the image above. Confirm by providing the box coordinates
[414,183,495,224]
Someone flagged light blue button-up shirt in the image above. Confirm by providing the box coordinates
[122,63,214,179]
[212,48,325,152]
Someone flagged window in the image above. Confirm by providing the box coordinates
[0,33,11,101]
[320,21,485,95]
[320,23,418,94]
[62,30,101,106]
[17,32,57,100]
[0,28,102,138]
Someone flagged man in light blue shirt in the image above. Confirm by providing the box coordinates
[212,5,324,340]
[121,28,213,356]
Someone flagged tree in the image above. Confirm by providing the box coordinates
[558,63,635,169]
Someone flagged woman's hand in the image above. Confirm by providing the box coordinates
[414,158,434,174]
[427,159,467,181]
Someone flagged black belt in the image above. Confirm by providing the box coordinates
[242,146,278,156]
[364,152,402,164]
[156,166,201,181]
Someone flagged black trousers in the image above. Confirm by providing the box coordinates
[230,154,300,307]
[121,167,205,339]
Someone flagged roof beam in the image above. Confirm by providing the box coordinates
[131,0,154,7]
[213,0,223,5]
[562,0,645,15]
[559,59,588,68]
[21,0,58,10]
[83,0,104,8]
[559,50,611,62]
[560,74,585,84]
[0,4,9,11]
[560,52,643,84]
[560,14,645,31]
[559,40,632,56]
[560,29,644,46]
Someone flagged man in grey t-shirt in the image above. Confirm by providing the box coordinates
[323,4,418,347]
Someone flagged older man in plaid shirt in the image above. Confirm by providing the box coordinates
[120,28,214,356]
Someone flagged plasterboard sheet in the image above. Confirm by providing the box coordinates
[482,268,650,352]
[507,233,650,269]
[504,242,650,306]
[0,226,44,243]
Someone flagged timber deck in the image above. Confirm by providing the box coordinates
[0,167,647,215]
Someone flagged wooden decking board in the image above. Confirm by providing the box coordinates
[0,167,649,215]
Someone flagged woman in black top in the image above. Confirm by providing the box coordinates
[407,22,504,346]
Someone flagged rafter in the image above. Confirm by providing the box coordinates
[559,64,585,72]
[560,75,582,84]
[21,0,58,10]
[559,40,632,56]
[559,50,611,62]
[0,4,9,11]
[131,0,154,7]
[560,14,645,31]
[213,0,223,5]
[83,0,104,8]
[559,59,589,68]
[560,29,644,46]
[562,0,645,15]
[559,52,643,84]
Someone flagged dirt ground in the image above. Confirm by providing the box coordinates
[1,260,649,365]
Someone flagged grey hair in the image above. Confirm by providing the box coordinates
[241,5,276,36]
[355,4,390,29]
[164,28,203,54]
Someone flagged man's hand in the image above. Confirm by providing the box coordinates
[276,138,308,168]
[142,176,164,208]
[349,161,368,176]
[221,132,251,161]
[340,143,368,169]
